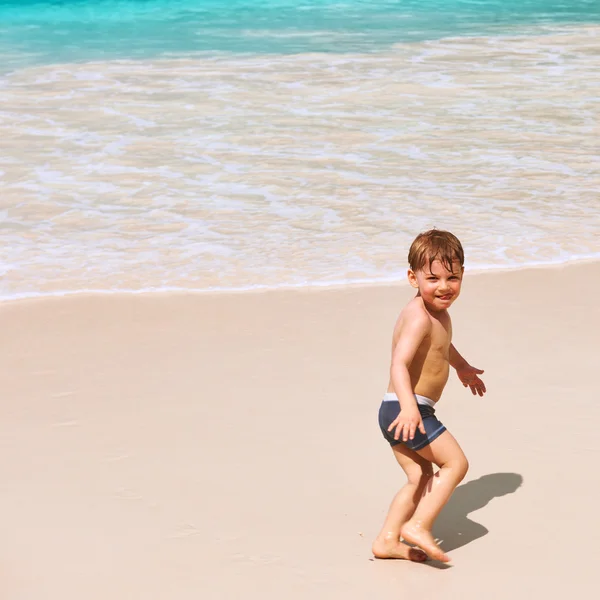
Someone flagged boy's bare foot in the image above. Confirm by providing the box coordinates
[372,536,428,561]
[400,522,450,563]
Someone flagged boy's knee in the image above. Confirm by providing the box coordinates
[452,456,469,482]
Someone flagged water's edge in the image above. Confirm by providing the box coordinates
[3,255,598,305]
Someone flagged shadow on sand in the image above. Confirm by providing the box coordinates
[432,472,523,554]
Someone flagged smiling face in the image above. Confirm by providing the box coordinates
[408,258,464,312]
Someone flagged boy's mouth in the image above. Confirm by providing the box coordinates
[437,294,453,300]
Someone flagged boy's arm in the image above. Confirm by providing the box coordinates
[449,343,469,370]
[449,343,486,396]
[388,312,431,441]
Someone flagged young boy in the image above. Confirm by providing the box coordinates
[372,229,486,563]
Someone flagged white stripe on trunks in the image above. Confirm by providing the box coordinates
[383,392,436,408]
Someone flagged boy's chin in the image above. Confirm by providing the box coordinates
[426,296,456,309]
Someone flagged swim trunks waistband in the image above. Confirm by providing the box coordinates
[383,392,436,408]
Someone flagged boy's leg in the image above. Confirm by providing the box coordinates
[372,444,434,561]
[400,430,469,562]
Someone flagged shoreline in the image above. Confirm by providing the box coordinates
[2,255,599,306]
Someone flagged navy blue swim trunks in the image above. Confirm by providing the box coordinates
[378,393,446,451]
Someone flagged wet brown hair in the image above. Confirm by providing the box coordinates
[408,229,464,274]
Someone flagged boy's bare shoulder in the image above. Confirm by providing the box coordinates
[396,297,432,333]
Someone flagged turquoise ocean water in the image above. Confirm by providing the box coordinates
[1,1,600,298]
[2,0,600,69]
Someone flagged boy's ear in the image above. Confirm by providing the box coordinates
[407,269,419,289]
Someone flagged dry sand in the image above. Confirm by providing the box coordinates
[0,262,597,599]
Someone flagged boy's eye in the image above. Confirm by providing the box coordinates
[427,277,437,281]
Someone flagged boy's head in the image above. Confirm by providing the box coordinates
[408,229,464,274]
[407,229,464,310]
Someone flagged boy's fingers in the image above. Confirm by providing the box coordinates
[398,424,406,440]
[394,423,404,440]
[419,421,426,435]
[389,418,402,431]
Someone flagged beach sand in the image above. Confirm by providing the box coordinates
[0,262,597,598]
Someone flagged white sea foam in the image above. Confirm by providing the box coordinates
[1,26,599,300]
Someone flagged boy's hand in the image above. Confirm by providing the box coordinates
[388,408,426,442]
[456,364,486,396]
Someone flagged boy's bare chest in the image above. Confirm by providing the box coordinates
[427,317,452,355]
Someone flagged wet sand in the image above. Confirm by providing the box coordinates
[0,262,597,598]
